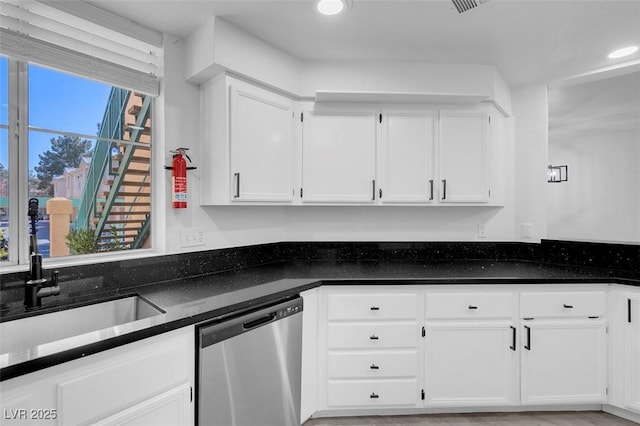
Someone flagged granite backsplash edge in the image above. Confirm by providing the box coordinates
[1,240,638,310]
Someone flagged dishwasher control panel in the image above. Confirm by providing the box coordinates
[277,300,302,319]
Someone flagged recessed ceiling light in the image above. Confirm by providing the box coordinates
[608,46,639,59]
[316,0,345,16]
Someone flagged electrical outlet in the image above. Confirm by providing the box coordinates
[180,228,206,247]
[478,224,487,238]
[521,223,534,239]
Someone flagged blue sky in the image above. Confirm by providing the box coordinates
[0,57,112,173]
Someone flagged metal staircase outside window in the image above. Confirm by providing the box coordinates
[76,88,152,252]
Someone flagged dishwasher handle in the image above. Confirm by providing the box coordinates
[199,296,303,349]
[243,312,276,330]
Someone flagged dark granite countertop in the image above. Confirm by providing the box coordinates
[1,259,638,381]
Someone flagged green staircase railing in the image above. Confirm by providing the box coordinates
[76,87,130,230]
[93,95,151,246]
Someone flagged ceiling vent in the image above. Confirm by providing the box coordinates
[451,0,490,13]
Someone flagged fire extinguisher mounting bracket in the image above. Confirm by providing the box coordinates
[165,166,197,170]
[165,147,196,170]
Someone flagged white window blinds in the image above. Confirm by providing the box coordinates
[0,0,161,95]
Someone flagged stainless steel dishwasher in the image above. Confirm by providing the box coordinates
[197,296,303,426]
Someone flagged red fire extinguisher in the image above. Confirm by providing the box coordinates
[166,148,196,209]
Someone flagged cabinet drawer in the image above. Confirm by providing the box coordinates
[426,292,513,319]
[328,293,418,320]
[328,351,418,379]
[328,323,418,349]
[327,380,418,407]
[520,291,606,318]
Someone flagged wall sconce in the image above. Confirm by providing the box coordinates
[547,165,568,183]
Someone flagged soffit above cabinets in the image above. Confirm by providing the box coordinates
[314,91,490,105]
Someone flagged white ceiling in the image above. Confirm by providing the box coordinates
[85,0,640,87]
[549,71,640,140]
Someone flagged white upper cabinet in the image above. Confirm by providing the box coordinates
[230,80,295,202]
[201,75,502,207]
[301,111,377,203]
[378,111,436,204]
[439,110,490,203]
[200,75,296,205]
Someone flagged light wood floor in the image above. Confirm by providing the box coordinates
[303,411,638,425]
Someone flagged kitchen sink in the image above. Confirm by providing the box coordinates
[0,295,165,355]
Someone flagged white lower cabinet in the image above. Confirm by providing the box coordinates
[423,291,518,407]
[319,287,421,411]
[311,284,622,419]
[424,321,518,407]
[0,327,194,426]
[519,290,608,405]
[89,384,192,426]
[624,295,640,412]
[327,380,418,407]
[328,351,417,379]
[520,319,607,405]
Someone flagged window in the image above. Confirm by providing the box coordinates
[0,56,8,261]
[1,59,153,263]
[0,1,161,265]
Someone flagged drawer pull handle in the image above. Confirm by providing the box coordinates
[524,325,531,351]
[510,325,516,351]
[563,304,573,309]
[369,335,379,340]
[370,306,380,311]
[468,305,478,310]
[370,364,380,370]
[370,393,379,399]
[233,173,240,198]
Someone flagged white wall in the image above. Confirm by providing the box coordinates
[283,206,512,242]
[547,129,640,243]
[546,72,640,243]
[511,85,549,243]
[160,35,288,253]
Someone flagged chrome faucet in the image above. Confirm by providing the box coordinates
[24,198,60,310]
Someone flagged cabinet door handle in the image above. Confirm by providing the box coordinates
[468,305,478,310]
[369,335,379,340]
[233,172,240,198]
[370,393,379,399]
[510,325,516,351]
[370,364,380,370]
[372,180,376,200]
[370,306,380,311]
[563,304,573,309]
[429,179,434,200]
[629,298,632,323]
[524,325,531,350]
[442,179,447,200]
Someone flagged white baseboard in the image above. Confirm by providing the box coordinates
[603,404,640,424]
[311,404,603,418]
